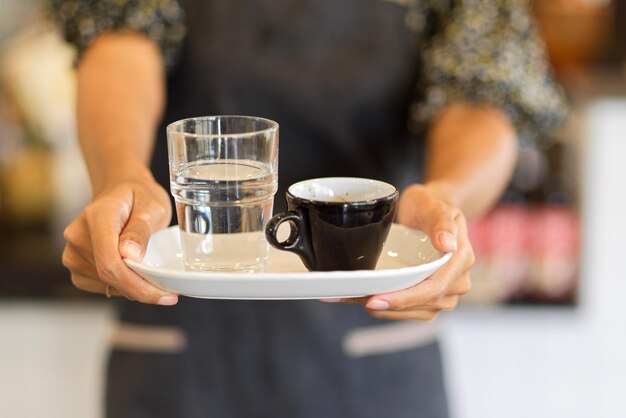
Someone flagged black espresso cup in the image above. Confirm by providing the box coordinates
[265,177,399,271]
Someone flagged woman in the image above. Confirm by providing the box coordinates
[49,0,566,416]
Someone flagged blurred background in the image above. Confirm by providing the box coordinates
[1,0,625,417]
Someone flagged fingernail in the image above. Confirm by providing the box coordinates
[158,294,178,306]
[319,298,342,303]
[120,240,142,260]
[438,232,457,252]
[366,299,390,311]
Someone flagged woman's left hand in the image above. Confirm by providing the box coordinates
[330,183,475,320]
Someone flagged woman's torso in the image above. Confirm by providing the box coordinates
[110,1,447,417]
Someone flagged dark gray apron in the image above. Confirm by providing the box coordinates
[108,1,448,416]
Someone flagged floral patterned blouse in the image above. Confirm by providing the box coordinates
[46,0,567,142]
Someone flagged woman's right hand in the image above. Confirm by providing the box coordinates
[62,177,179,305]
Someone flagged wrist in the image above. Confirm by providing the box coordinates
[92,159,156,196]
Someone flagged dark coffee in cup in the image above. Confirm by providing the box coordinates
[265,177,399,271]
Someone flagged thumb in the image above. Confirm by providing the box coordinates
[432,225,458,253]
[401,189,459,253]
[119,201,166,262]
[425,207,459,253]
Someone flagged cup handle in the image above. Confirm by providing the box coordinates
[265,210,315,270]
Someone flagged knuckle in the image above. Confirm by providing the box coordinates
[459,277,472,295]
[120,230,145,245]
[391,299,411,311]
[124,289,144,303]
[412,310,439,321]
[70,274,88,290]
[429,294,445,307]
[133,288,159,304]
[136,211,153,225]
[61,248,74,269]
[119,279,158,303]
[135,286,154,302]
[408,310,437,321]
[83,202,98,219]
[443,296,459,311]
[457,212,468,228]
[124,217,152,239]
[152,207,166,225]
[425,312,440,321]
[62,225,75,243]
[95,261,120,281]
[421,280,443,305]
[437,202,456,221]
[430,282,447,302]
[449,205,462,219]
[63,219,85,245]
[464,245,476,266]
[431,210,450,227]
[154,202,169,219]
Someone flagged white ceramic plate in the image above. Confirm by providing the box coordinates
[125,224,452,300]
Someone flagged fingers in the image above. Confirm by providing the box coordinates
[373,249,473,309]
[87,195,176,305]
[363,270,469,312]
[370,309,441,321]
[339,192,475,320]
[63,241,126,298]
[71,273,124,297]
[63,181,177,305]
[364,227,473,309]
[366,294,459,321]
[339,294,460,321]
[119,186,171,262]
[62,241,95,277]
[63,217,95,262]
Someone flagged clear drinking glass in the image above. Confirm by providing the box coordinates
[166,116,279,272]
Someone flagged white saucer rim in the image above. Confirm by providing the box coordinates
[125,251,451,281]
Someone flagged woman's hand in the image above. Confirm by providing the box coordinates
[62,177,178,305]
[332,183,474,320]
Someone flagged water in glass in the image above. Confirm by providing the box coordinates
[171,159,277,272]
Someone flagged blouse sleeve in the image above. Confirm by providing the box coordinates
[44,0,186,69]
[411,0,568,142]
